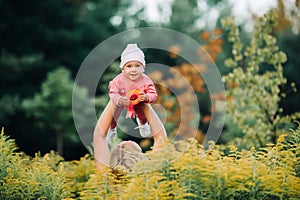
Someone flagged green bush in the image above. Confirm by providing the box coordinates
[220,9,300,149]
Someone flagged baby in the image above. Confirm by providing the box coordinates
[106,43,158,142]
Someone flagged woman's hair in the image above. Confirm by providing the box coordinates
[109,141,147,171]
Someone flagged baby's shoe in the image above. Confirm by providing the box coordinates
[135,118,151,137]
[106,128,117,143]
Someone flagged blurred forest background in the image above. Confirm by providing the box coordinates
[1,0,299,160]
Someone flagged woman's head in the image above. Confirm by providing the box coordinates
[109,141,146,171]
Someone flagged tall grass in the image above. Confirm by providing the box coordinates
[1,126,299,199]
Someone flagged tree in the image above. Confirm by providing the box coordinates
[22,67,94,156]
[168,0,200,36]
[0,0,134,158]
[219,9,300,148]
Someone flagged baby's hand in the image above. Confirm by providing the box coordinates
[137,92,149,102]
[118,97,130,106]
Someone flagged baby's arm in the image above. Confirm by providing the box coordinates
[108,80,124,106]
[118,96,130,106]
[143,82,157,103]
[137,92,149,102]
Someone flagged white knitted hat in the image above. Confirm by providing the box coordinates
[119,43,146,69]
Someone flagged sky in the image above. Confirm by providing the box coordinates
[135,0,278,23]
[130,0,299,34]
[230,0,277,18]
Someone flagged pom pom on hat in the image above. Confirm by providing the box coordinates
[119,43,146,69]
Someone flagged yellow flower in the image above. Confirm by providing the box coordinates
[277,134,287,143]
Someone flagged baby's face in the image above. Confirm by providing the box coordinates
[122,61,144,81]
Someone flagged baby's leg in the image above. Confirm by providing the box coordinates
[110,105,124,129]
[134,104,147,125]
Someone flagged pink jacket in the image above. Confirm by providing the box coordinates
[108,73,157,118]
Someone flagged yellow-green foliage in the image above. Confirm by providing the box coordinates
[0,129,74,199]
[65,154,95,196]
[1,126,300,199]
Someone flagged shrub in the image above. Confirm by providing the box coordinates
[0,129,74,200]
[220,9,300,149]
[1,125,299,199]
[79,125,300,199]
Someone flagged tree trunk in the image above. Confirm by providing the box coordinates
[56,131,63,155]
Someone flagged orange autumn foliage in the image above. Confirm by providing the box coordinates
[168,45,181,59]
[148,28,224,142]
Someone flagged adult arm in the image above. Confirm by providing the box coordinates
[141,104,167,150]
[93,100,117,170]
